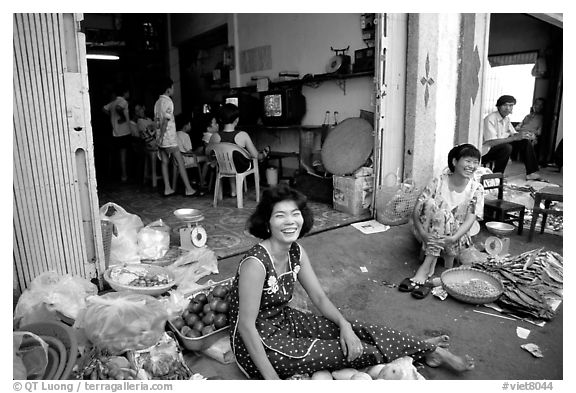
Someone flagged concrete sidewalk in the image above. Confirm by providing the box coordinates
[184,222,563,380]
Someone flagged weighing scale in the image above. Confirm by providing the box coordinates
[173,208,207,250]
[484,234,510,259]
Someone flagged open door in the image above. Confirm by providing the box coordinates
[13,13,105,296]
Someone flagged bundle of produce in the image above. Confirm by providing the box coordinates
[472,249,563,321]
[128,332,192,380]
[73,347,143,380]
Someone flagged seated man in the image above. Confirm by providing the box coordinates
[481,95,541,180]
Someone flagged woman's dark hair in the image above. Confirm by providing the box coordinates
[247,184,314,240]
[448,143,481,172]
[218,103,240,125]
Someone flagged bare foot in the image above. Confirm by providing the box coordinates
[425,347,475,372]
[424,335,450,348]
[412,262,432,285]
[164,189,175,196]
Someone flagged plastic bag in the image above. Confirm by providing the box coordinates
[157,290,189,321]
[167,247,219,294]
[100,202,144,265]
[76,292,168,355]
[14,272,98,328]
[376,172,420,226]
[13,331,49,379]
[138,219,170,260]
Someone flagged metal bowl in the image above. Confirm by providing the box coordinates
[104,264,175,296]
[174,208,204,223]
[485,221,515,236]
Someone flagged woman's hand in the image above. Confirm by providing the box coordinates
[339,323,364,362]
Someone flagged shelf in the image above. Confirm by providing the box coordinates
[231,71,374,95]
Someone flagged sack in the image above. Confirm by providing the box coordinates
[13,271,98,328]
[77,292,168,355]
[375,173,420,226]
[138,219,170,260]
[100,202,144,265]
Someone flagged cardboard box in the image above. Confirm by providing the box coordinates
[333,174,374,216]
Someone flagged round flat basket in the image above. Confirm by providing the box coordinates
[441,267,504,305]
[104,263,175,296]
[320,118,373,175]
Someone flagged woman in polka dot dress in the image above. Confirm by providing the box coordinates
[227,184,475,379]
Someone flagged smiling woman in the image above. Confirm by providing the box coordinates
[225,184,475,379]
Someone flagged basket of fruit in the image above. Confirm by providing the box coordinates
[167,278,233,351]
[441,267,504,305]
[104,264,176,296]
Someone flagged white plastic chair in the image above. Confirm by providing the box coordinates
[206,142,260,208]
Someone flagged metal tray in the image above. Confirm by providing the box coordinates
[167,277,233,351]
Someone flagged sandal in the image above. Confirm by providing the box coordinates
[412,284,432,299]
[398,278,418,292]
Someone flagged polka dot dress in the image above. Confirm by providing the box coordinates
[227,242,436,379]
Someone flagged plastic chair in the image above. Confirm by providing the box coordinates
[206,142,260,208]
[480,173,525,235]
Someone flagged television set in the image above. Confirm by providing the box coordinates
[261,87,306,126]
[223,92,260,126]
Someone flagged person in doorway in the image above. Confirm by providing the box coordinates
[103,85,131,182]
[227,184,475,379]
[481,95,541,180]
[154,77,198,197]
[400,144,484,299]
[516,97,545,159]
[209,103,269,197]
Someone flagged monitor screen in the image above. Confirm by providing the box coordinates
[263,94,282,117]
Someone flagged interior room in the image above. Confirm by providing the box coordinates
[13,13,563,382]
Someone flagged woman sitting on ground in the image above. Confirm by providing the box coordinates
[227,184,475,379]
[401,144,484,297]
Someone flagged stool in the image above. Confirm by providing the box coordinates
[267,151,299,181]
[480,173,525,235]
[528,186,563,242]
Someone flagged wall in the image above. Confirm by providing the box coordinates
[169,14,375,172]
[404,14,464,187]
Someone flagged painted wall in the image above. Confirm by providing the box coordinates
[404,14,464,187]
[169,13,375,172]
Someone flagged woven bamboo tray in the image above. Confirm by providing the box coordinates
[441,267,504,305]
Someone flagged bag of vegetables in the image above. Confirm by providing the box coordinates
[76,292,168,355]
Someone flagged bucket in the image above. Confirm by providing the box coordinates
[266,167,278,186]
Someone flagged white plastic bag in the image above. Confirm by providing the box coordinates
[100,202,144,265]
[168,247,219,294]
[138,219,170,260]
[14,271,98,328]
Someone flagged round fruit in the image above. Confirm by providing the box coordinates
[182,309,191,319]
[202,311,216,325]
[202,325,215,336]
[186,329,202,339]
[203,303,212,313]
[194,293,208,304]
[214,300,229,314]
[188,301,203,314]
[185,313,200,327]
[171,317,185,330]
[192,320,205,332]
[181,325,192,336]
[213,313,228,329]
[212,285,228,298]
[209,299,220,311]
